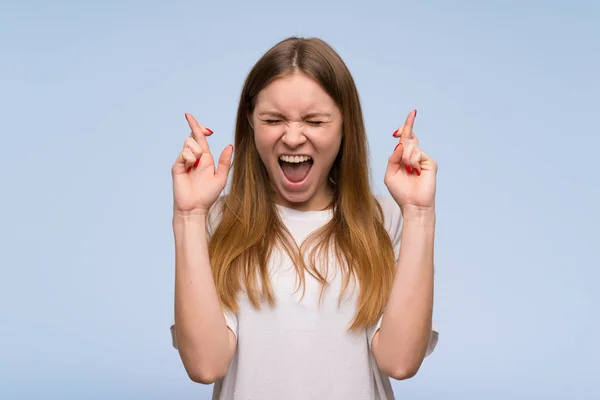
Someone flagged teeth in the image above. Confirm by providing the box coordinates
[279,155,312,163]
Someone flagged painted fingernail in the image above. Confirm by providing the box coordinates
[205,127,213,134]
[414,109,418,117]
[405,165,412,174]
[186,166,192,173]
[415,169,421,176]
[394,143,400,151]
[193,159,200,168]
[392,129,399,136]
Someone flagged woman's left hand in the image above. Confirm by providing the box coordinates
[384,110,438,212]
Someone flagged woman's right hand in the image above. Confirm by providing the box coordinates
[171,113,234,217]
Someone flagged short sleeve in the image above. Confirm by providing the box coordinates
[170,309,239,350]
[367,314,439,357]
[375,195,403,260]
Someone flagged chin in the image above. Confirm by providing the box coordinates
[275,179,333,211]
[280,190,315,205]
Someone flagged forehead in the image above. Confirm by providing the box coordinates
[254,72,339,115]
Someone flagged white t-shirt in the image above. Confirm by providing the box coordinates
[171,195,439,399]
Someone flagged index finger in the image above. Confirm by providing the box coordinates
[185,113,212,152]
[401,109,417,139]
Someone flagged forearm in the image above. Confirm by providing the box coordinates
[173,213,232,382]
[374,207,435,378]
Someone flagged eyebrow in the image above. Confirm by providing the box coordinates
[257,111,331,118]
[304,112,331,118]
[258,111,285,118]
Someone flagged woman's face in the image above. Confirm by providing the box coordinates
[252,72,343,211]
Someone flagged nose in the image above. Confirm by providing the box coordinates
[281,123,307,148]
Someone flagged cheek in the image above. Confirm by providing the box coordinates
[253,125,268,147]
[315,130,342,161]
[253,128,278,163]
[329,140,342,164]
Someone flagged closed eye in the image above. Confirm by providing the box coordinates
[264,119,282,124]
[306,121,325,126]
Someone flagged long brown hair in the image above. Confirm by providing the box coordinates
[208,37,396,331]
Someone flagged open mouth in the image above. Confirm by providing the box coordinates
[278,155,314,183]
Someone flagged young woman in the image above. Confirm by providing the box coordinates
[170,37,439,400]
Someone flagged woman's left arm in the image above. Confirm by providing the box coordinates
[371,206,435,380]
[372,109,438,380]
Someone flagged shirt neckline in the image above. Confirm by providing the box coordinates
[275,204,333,220]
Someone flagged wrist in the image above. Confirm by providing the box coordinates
[172,209,209,226]
[400,205,436,225]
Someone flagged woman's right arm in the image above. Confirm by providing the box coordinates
[173,213,236,384]
[171,113,236,384]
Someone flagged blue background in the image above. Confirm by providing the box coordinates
[1,0,598,398]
